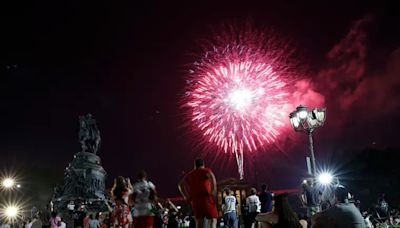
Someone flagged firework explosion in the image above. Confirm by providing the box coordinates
[185,26,293,179]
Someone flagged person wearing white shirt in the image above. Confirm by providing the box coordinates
[245,188,261,228]
[222,188,238,228]
[132,170,157,228]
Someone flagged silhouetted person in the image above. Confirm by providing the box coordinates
[245,188,261,228]
[178,159,218,228]
[301,179,321,220]
[132,170,157,228]
[49,211,61,228]
[222,188,238,228]
[111,176,133,228]
[88,214,100,228]
[256,193,305,228]
[376,193,389,219]
[312,186,366,228]
[259,184,273,213]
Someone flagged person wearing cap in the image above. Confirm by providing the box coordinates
[312,186,366,228]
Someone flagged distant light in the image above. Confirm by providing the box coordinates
[302,179,307,184]
[2,178,15,188]
[5,206,19,218]
[16,184,21,188]
[177,206,181,210]
[318,172,333,185]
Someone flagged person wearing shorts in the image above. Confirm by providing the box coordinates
[179,159,218,228]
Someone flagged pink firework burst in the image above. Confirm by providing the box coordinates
[185,26,292,179]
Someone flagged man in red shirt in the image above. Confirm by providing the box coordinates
[179,159,218,228]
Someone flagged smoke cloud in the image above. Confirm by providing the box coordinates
[314,15,400,146]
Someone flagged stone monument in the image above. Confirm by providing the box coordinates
[53,114,108,212]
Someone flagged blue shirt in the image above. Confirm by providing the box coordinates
[304,186,320,207]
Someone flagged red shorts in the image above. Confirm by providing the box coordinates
[192,196,218,219]
[133,216,154,228]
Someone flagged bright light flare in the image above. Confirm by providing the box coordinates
[2,178,15,188]
[1,203,23,222]
[318,172,333,185]
[0,194,27,221]
[5,206,19,218]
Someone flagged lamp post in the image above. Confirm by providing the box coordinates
[289,105,326,176]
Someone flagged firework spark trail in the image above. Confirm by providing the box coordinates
[185,27,291,179]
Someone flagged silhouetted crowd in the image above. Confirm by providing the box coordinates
[2,159,400,228]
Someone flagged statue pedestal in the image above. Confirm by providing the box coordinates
[53,152,107,212]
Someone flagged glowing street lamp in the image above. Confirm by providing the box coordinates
[2,178,15,189]
[289,105,326,176]
[318,172,333,185]
[5,206,19,218]
[1,205,20,222]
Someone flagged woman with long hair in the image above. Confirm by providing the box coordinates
[273,193,303,228]
[111,176,133,228]
[256,193,305,228]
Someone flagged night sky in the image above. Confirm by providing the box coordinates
[1,1,400,201]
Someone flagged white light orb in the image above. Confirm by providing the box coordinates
[290,116,300,128]
[2,178,15,188]
[5,206,19,218]
[318,172,333,185]
[298,110,308,119]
